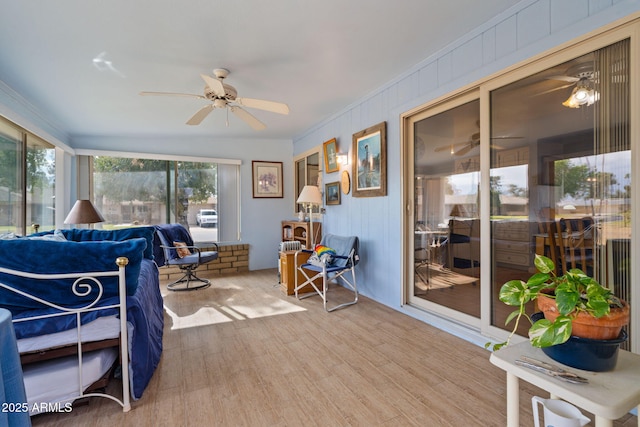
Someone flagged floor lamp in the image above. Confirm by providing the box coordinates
[296,185,322,248]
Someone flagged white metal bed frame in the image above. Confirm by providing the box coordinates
[0,256,131,412]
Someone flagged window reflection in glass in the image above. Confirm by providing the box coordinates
[0,119,23,234]
[26,135,55,233]
[413,99,481,319]
[489,39,631,343]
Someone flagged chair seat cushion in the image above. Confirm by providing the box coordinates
[301,263,347,273]
[167,251,218,266]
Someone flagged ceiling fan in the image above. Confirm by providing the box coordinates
[535,63,596,96]
[139,68,290,130]
[433,121,522,156]
[434,132,482,156]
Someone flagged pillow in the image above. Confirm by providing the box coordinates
[308,244,336,267]
[174,241,191,258]
[24,229,67,241]
[57,227,155,260]
[0,232,18,240]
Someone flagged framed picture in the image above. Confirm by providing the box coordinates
[352,121,386,197]
[325,181,341,205]
[252,161,283,198]
[323,138,339,173]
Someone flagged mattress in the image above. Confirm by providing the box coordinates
[16,315,120,354]
[23,347,118,415]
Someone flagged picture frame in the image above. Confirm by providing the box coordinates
[252,160,283,198]
[352,121,386,197]
[325,181,341,205]
[323,138,339,173]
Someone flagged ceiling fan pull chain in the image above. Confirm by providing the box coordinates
[226,107,229,127]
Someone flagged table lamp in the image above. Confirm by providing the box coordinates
[296,185,322,247]
[449,204,466,219]
[64,199,105,227]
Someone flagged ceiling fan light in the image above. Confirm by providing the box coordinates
[562,84,597,109]
[574,86,590,101]
[562,89,581,108]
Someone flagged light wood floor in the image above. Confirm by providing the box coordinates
[31,269,637,426]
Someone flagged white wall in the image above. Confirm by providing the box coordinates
[293,0,640,332]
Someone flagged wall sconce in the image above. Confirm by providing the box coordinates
[336,153,348,165]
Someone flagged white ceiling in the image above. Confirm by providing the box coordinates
[0,0,523,144]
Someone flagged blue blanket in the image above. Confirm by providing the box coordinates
[125,258,164,399]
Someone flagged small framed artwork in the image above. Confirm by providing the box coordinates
[252,160,283,198]
[352,121,386,197]
[323,138,339,173]
[325,181,341,205]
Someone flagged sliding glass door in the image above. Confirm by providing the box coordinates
[489,39,631,345]
[409,94,482,324]
[404,30,634,348]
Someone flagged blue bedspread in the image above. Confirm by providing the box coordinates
[126,258,164,399]
[10,259,164,400]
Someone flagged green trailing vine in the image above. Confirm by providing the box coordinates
[487,254,623,350]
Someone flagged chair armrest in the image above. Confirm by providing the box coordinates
[294,249,313,268]
[194,242,219,251]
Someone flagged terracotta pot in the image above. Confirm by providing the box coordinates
[536,291,630,340]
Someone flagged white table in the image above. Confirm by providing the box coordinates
[490,340,640,427]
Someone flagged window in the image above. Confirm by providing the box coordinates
[0,116,55,236]
[92,155,240,242]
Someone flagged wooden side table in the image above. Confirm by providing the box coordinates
[279,251,322,295]
[490,340,640,427]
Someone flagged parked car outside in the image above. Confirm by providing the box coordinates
[196,209,218,227]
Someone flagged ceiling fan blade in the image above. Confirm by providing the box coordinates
[139,91,205,99]
[234,97,290,115]
[230,106,266,130]
[532,82,574,97]
[455,142,479,157]
[434,141,471,152]
[492,135,524,140]
[200,74,226,96]
[186,104,215,125]
[547,75,580,83]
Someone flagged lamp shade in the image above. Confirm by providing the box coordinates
[449,204,467,218]
[297,185,322,205]
[64,200,105,225]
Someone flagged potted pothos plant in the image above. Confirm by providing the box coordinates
[487,254,629,352]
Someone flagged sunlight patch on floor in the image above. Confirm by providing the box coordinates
[163,293,306,330]
[225,298,307,319]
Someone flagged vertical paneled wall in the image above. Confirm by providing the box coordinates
[292,0,640,310]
